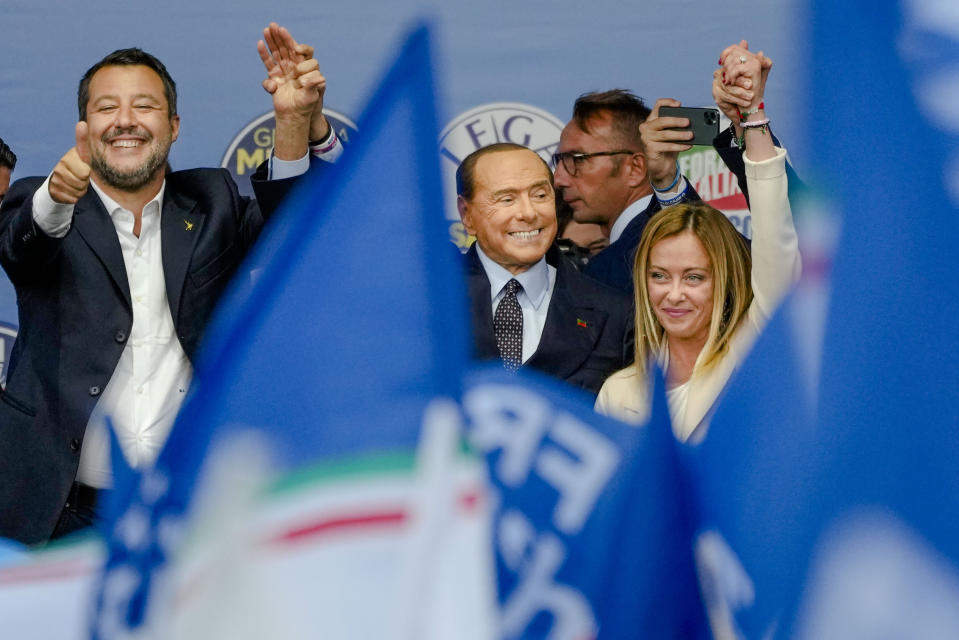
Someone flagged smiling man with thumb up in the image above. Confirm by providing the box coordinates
[0,24,342,545]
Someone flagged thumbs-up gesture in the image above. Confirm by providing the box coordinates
[48,122,93,204]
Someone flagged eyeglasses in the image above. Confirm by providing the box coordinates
[551,150,637,177]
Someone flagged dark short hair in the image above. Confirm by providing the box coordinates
[571,89,650,150]
[0,137,15,171]
[77,48,178,121]
[456,143,553,201]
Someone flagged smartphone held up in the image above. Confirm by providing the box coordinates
[659,106,720,146]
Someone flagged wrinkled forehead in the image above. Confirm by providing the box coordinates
[474,149,552,191]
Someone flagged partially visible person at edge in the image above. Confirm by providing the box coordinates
[595,43,801,443]
[0,23,341,545]
[0,137,16,204]
[554,194,606,269]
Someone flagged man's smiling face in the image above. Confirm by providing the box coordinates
[83,64,179,192]
[458,148,558,275]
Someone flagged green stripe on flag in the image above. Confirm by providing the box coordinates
[265,450,419,497]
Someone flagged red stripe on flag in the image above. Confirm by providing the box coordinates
[270,510,409,545]
[0,558,96,586]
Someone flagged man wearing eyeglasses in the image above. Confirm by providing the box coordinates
[457,143,633,395]
[553,90,698,294]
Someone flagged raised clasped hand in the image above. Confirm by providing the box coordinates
[258,22,325,122]
[714,40,771,117]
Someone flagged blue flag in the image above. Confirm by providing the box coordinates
[463,366,708,639]
[782,2,959,635]
[89,23,472,637]
[680,291,817,638]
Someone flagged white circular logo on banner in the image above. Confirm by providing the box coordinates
[439,103,564,250]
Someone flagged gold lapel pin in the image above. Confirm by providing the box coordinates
[184,220,195,231]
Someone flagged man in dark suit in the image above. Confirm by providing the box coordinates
[553,90,700,295]
[457,143,633,395]
[0,26,338,544]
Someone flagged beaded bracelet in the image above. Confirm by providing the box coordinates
[740,118,770,137]
[739,101,764,121]
[652,162,681,193]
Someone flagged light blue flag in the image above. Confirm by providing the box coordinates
[464,365,709,640]
[89,23,472,637]
[782,1,959,635]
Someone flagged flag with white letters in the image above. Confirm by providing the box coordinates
[464,366,708,640]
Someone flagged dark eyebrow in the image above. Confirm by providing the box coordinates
[93,93,162,105]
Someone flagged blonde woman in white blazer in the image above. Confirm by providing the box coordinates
[595,43,801,442]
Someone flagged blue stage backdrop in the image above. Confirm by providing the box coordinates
[0,0,803,382]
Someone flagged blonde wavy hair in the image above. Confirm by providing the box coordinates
[632,202,752,380]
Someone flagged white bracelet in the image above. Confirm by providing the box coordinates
[740,118,770,129]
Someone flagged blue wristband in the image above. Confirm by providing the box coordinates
[657,181,689,208]
[652,163,681,193]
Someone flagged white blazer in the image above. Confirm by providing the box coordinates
[595,147,801,442]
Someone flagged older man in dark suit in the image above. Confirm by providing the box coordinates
[0,25,340,544]
[456,143,633,395]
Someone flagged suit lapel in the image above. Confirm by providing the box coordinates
[160,185,203,322]
[527,255,606,378]
[72,192,131,306]
[466,246,498,359]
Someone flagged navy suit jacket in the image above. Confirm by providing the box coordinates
[466,245,634,395]
[582,195,664,295]
[0,164,304,544]
[583,134,786,297]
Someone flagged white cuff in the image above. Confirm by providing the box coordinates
[654,176,688,203]
[32,174,74,238]
[268,152,310,180]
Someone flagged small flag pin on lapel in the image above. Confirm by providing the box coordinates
[576,318,588,328]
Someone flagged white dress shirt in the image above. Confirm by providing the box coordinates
[476,244,557,364]
[30,140,342,487]
[608,194,652,244]
[77,181,189,487]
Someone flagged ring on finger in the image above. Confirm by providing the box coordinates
[739,55,747,64]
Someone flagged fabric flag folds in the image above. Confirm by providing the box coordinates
[680,292,817,639]
[88,23,494,640]
[464,366,708,640]
[785,2,959,636]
